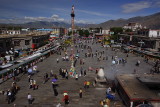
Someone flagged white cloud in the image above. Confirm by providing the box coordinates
[24,16,46,21]
[51,14,59,19]
[122,1,151,13]
[21,15,65,23]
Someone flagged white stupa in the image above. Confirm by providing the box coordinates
[94,68,107,88]
[97,68,105,80]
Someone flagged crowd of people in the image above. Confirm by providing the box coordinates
[0,38,157,107]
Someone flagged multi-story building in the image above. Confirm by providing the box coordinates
[0,33,49,56]
[0,36,13,56]
[102,30,110,35]
[50,27,66,38]
[12,35,32,51]
[32,34,49,49]
[1,30,21,35]
[123,23,145,31]
[138,29,160,38]
[36,29,53,33]
[149,30,160,37]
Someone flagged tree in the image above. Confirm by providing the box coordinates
[68,31,72,36]
[78,30,84,36]
[125,29,132,32]
[84,30,89,37]
[110,27,123,35]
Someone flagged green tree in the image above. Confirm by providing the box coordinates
[110,27,123,35]
[68,31,72,36]
[78,30,84,36]
[125,29,132,32]
[84,30,89,37]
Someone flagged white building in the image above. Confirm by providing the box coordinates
[149,30,160,38]
[102,30,110,35]
[123,22,144,31]
[6,30,21,35]
[21,28,30,32]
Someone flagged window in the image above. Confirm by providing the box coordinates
[0,43,3,47]
[6,41,10,47]
[157,31,160,36]
[14,41,20,46]
[25,40,30,45]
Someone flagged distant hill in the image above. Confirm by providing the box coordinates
[87,12,160,29]
[0,21,88,29]
[24,21,72,28]
[0,21,71,28]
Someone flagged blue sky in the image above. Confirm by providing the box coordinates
[0,0,159,24]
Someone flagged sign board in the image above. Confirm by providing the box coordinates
[110,32,114,35]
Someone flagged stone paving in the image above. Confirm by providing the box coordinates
[0,40,153,107]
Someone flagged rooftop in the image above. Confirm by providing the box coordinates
[116,74,160,101]
[0,32,49,38]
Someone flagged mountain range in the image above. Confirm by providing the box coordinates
[0,21,71,28]
[0,12,160,29]
[87,12,160,29]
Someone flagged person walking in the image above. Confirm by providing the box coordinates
[79,88,83,98]
[65,71,68,79]
[80,67,83,76]
[75,73,78,80]
[63,91,69,105]
[7,90,12,104]
[28,75,31,82]
[33,80,36,90]
[86,81,90,88]
[27,93,32,104]
[84,80,87,89]
[56,58,59,63]
[84,70,86,77]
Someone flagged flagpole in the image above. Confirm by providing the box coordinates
[70,5,76,76]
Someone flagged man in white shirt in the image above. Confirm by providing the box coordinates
[7,91,12,104]
[27,93,32,104]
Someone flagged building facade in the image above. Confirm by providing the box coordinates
[12,36,32,51]
[1,30,21,35]
[123,23,145,31]
[0,37,13,56]
[0,33,49,56]
[138,29,160,38]
[32,34,49,49]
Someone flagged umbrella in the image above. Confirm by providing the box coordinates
[33,66,37,69]
[52,78,57,82]
[33,66,37,71]
[112,60,116,64]
[28,68,33,73]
